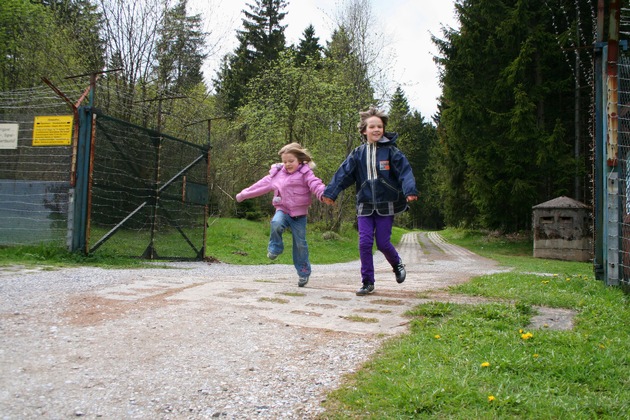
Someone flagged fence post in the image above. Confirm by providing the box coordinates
[607,171,620,285]
[70,106,93,253]
[594,40,606,279]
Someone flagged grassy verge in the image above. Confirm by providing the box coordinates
[0,217,404,267]
[205,217,404,265]
[204,217,360,265]
[0,243,150,268]
[439,228,591,275]
[321,228,629,419]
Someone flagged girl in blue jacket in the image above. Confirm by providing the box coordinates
[322,107,418,296]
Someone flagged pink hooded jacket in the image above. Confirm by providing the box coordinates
[235,163,326,217]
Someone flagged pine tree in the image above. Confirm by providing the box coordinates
[45,0,105,73]
[323,27,374,156]
[388,87,442,229]
[324,25,372,110]
[389,86,411,127]
[295,24,322,66]
[213,0,288,116]
[155,0,206,94]
[241,0,287,64]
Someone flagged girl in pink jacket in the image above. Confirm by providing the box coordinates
[236,143,326,287]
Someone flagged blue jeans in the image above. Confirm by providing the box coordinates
[268,210,311,278]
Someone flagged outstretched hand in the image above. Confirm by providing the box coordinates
[407,195,418,202]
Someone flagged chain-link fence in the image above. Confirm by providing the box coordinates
[0,85,75,246]
[0,80,211,260]
[88,112,210,259]
[617,54,630,288]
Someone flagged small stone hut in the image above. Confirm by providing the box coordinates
[532,196,592,262]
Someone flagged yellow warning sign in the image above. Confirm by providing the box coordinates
[32,115,73,146]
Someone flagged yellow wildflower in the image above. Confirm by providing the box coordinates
[481,362,490,367]
[488,395,495,402]
[521,332,533,340]
[533,354,539,358]
[434,335,441,339]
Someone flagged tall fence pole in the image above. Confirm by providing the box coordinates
[593,0,606,280]
[605,0,621,285]
[41,77,95,253]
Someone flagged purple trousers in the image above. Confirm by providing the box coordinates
[357,214,401,285]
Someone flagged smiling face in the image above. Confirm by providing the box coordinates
[362,116,384,144]
[281,152,300,173]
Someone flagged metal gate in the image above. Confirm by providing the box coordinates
[85,110,210,260]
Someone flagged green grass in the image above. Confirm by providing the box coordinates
[0,217,404,267]
[0,242,152,268]
[205,217,405,265]
[320,228,630,419]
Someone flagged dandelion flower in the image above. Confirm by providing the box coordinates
[488,395,495,402]
[519,329,523,334]
[481,362,490,367]
[521,332,533,340]
[533,354,539,358]
[434,335,441,339]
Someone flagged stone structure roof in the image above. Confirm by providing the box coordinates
[532,196,590,210]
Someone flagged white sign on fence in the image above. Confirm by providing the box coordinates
[0,123,19,149]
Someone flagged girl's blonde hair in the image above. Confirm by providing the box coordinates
[278,142,316,168]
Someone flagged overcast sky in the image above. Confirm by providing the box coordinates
[191,0,459,119]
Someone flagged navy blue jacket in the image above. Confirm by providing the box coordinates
[323,133,418,216]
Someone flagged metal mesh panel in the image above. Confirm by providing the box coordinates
[618,55,630,287]
[0,86,73,246]
[88,113,209,259]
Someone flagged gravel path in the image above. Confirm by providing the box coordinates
[0,232,507,419]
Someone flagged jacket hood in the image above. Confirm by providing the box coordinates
[366,131,398,145]
[382,132,398,144]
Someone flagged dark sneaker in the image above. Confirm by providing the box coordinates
[267,252,278,260]
[356,283,375,296]
[393,261,406,284]
[298,276,309,287]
